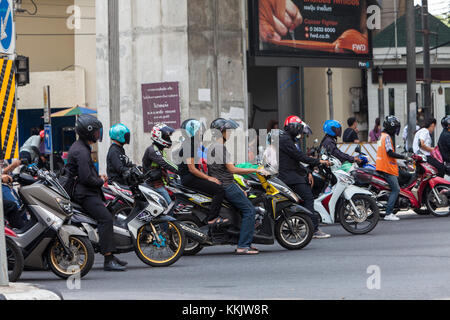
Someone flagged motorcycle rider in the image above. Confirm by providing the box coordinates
[177,119,227,226]
[142,123,178,205]
[107,123,133,185]
[208,118,265,255]
[438,116,450,175]
[319,120,362,164]
[67,114,127,271]
[278,115,331,239]
[376,116,408,221]
[18,130,44,164]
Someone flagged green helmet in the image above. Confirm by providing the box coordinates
[109,123,131,144]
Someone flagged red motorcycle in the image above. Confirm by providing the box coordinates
[351,154,450,217]
[4,226,24,282]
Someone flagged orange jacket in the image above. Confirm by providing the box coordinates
[376,132,399,177]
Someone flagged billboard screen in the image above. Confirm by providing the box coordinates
[249,0,374,66]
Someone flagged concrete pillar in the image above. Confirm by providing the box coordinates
[277,67,301,126]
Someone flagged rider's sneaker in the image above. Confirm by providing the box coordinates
[313,230,331,239]
[384,214,400,221]
[113,255,128,267]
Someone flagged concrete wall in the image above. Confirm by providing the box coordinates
[15,0,75,72]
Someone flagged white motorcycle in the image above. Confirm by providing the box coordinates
[310,153,380,235]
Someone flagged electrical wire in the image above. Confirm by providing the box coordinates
[21,0,38,15]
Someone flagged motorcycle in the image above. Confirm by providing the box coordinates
[9,165,95,279]
[4,226,24,282]
[311,151,380,234]
[351,154,450,217]
[165,165,314,256]
[71,165,186,267]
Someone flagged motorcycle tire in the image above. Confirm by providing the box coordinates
[177,215,204,256]
[275,213,313,250]
[6,237,24,283]
[338,194,380,235]
[426,184,450,217]
[134,221,186,267]
[47,235,95,279]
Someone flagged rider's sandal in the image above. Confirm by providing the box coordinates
[235,248,259,255]
[208,217,229,226]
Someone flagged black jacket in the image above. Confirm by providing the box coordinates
[278,131,320,185]
[66,139,104,200]
[319,135,354,163]
[438,130,450,163]
[106,143,131,185]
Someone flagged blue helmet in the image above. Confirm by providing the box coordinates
[184,119,202,138]
[323,120,342,137]
[109,123,131,144]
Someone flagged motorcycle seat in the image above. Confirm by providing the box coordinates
[171,182,205,195]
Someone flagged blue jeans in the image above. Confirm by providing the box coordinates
[384,173,400,215]
[155,187,172,205]
[224,183,256,249]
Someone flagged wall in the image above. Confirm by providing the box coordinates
[15,0,75,72]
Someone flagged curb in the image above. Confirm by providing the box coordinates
[0,283,63,300]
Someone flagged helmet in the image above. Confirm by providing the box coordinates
[442,115,450,129]
[151,123,175,148]
[109,123,131,144]
[323,120,342,137]
[181,118,196,130]
[39,130,45,139]
[76,114,103,143]
[284,115,304,138]
[183,119,203,138]
[210,118,239,132]
[383,115,401,136]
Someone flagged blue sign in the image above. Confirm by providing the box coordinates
[44,125,52,155]
[0,0,14,54]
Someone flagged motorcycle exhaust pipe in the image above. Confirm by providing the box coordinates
[179,222,210,244]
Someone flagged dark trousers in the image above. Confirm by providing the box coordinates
[384,173,400,215]
[78,195,115,255]
[3,199,25,229]
[427,155,446,178]
[181,175,225,221]
[289,183,319,232]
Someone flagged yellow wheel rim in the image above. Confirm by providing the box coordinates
[50,237,88,275]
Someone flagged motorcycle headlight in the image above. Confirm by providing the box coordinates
[56,197,73,215]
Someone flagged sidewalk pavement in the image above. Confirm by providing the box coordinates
[0,283,63,300]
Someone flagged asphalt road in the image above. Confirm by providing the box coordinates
[18,213,450,300]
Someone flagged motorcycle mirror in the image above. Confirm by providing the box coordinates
[314,138,319,144]
[355,146,361,153]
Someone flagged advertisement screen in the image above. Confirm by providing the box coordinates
[251,0,374,65]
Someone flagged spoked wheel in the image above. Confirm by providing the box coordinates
[275,213,313,250]
[134,221,186,267]
[426,185,450,217]
[6,237,24,282]
[339,194,380,235]
[47,236,95,279]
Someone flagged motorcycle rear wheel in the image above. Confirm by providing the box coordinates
[177,215,204,256]
[426,184,450,217]
[275,213,313,250]
[6,237,24,282]
[338,194,380,235]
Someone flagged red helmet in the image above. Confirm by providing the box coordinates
[284,115,304,138]
[39,130,45,139]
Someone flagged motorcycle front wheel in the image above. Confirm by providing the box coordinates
[134,221,186,267]
[6,237,24,282]
[47,235,95,279]
[275,213,313,250]
[338,194,380,235]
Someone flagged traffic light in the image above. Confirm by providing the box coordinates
[15,55,30,86]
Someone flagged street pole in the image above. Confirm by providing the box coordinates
[377,66,385,121]
[0,186,8,286]
[421,0,432,122]
[43,86,54,172]
[327,68,334,119]
[406,0,417,151]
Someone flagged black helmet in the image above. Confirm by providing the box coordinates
[441,115,450,129]
[76,114,103,143]
[383,115,401,136]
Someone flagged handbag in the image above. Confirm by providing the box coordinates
[431,146,443,164]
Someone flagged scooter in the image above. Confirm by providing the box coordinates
[4,226,24,282]
[310,151,380,234]
[9,165,95,279]
[351,154,450,217]
[166,165,314,255]
[71,165,186,267]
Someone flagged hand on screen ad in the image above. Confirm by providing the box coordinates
[259,0,303,42]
